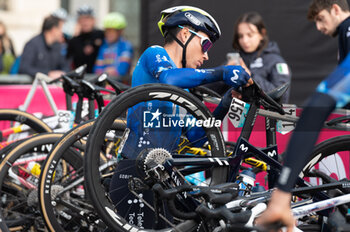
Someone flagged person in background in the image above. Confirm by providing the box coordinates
[93,12,133,83]
[19,15,69,79]
[229,11,291,103]
[67,5,104,73]
[0,21,16,74]
[308,0,350,64]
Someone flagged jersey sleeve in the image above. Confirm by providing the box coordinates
[143,46,224,88]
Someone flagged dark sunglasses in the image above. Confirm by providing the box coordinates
[178,25,213,53]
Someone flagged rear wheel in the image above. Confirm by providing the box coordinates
[84,84,227,231]
[39,120,126,232]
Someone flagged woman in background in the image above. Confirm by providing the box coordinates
[228,12,291,102]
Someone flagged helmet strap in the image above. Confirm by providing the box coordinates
[169,30,195,68]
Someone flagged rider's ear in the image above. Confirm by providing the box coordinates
[178,27,189,43]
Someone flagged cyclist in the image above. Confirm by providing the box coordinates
[109,5,252,229]
[93,12,133,82]
[256,37,350,232]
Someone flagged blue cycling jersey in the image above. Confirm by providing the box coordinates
[122,46,181,159]
[316,53,350,107]
[121,46,224,159]
[93,36,133,77]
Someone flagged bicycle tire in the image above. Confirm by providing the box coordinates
[0,133,63,232]
[39,120,126,232]
[84,84,227,231]
[301,134,350,183]
[0,108,52,134]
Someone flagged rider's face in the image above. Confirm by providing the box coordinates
[185,31,209,69]
[314,9,340,36]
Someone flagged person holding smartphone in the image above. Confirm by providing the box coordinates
[228,12,291,103]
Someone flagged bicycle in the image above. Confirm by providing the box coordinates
[0,70,125,231]
[82,82,350,231]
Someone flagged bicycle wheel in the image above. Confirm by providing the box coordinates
[0,109,52,143]
[84,84,227,231]
[39,120,126,232]
[294,135,350,231]
[0,133,63,232]
[301,135,350,185]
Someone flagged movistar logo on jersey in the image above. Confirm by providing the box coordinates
[143,109,221,128]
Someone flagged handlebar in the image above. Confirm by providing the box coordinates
[242,82,285,115]
[48,64,87,84]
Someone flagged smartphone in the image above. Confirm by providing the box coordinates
[226,52,241,64]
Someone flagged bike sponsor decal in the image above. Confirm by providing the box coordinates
[44,159,57,194]
[149,92,207,119]
[239,144,248,152]
[228,97,250,128]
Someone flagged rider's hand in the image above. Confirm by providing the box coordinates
[227,58,251,76]
[223,65,253,89]
[48,70,65,79]
[255,189,295,232]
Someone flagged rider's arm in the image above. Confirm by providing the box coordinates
[277,92,336,192]
[276,52,350,192]
[144,46,250,89]
[158,67,224,88]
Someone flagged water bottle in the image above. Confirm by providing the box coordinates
[236,169,256,196]
[27,161,41,176]
[252,182,266,192]
[26,161,41,185]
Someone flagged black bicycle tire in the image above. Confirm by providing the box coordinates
[0,133,63,232]
[302,134,350,178]
[39,119,126,232]
[0,109,52,134]
[84,83,227,232]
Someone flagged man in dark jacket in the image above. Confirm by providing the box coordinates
[66,5,104,73]
[19,15,69,79]
[308,0,350,64]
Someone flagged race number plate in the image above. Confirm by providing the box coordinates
[276,104,297,134]
[57,110,73,130]
[228,98,250,128]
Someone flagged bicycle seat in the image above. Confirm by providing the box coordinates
[266,82,290,102]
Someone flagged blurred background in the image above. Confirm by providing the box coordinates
[0,0,341,105]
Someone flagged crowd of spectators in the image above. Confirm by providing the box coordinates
[0,4,293,100]
[0,5,133,83]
